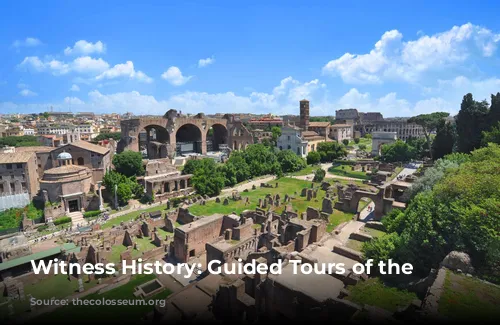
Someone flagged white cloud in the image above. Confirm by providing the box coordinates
[198,56,215,67]
[64,97,84,105]
[70,84,80,92]
[95,61,153,83]
[161,66,193,86]
[19,89,37,97]
[64,40,106,56]
[71,56,109,74]
[322,23,500,84]
[12,37,42,48]
[0,75,476,117]
[18,56,46,72]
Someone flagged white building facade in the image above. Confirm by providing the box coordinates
[276,125,308,158]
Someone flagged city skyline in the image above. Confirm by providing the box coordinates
[2,1,500,116]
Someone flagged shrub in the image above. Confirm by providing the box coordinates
[354,138,360,144]
[53,217,72,225]
[83,210,101,218]
[313,168,326,182]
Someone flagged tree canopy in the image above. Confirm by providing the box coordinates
[306,151,321,165]
[316,142,348,162]
[94,132,121,142]
[379,140,416,163]
[277,149,306,173]
[190,158,225,197]
[432,120,456,160]
[455,93,489,153]
[112,150,144,177]
[364,144,500,281]
[408,112,449,160]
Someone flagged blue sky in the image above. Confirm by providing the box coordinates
[2,0,500,117]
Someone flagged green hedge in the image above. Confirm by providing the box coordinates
[332,159,356,165]
[83,210,102,218]
[53,217,72,225]
[37,225,49,232]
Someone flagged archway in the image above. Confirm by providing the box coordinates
[207,124,228,151]
[77,157,84,165]
[140,125,170,159]
[176,123,202,155]
[357,197,375,222]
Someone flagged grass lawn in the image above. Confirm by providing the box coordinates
[1,274,102,320]
[438,270,500,321]
[362,227,386,238]
[326,210,354,232]
[328,165,370,180]
[288,165,320,176]
[346,277,418,312]
[102,205,170,229]
[345,239,364,251]
[24,274,100,300]
[349,138,372,152]
[34,274,172,322]
[189,177,355,233]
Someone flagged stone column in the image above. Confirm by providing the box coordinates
[98,182,105,211]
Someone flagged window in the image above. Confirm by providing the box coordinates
[287,135,290,141]
[16,163,22,169]
[6,164,12,169]
[287,145,291,150]
[77,157,84,165]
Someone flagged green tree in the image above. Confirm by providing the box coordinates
[408,112,449,160]
[359,144,367,151]
[488,92,500,129]
[306,151,321,165]
[116,183,133,206]
[0,135,41,147]
[271,126,282,144]
[94,132,121,142]
[380,140,416,163]
[42,112,50,119]
[191,158,225,197]
[432,120,456,159]
[313,168,326,182]
[342,139,349,146]
[407,136,429,159]
[182,159,202,175]
[366,144,500,278]
[482,121,500,145]
[103,170,143,205]
[316,142,348,162]
[277,150,306,173]
[243,144,282,177]
[354,138,360,144]
[112,150,144,177]
[455,93,489,153]
[364,134,372,139]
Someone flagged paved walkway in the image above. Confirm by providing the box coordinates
[221,175,276,194]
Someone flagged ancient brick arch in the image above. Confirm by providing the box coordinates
[118,112,253,158]
[334,184,395,221]
[206,123,229,151]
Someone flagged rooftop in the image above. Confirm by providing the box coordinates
[43,164,89,175]
[176,214,226,233]
[56,140,110,155]
[0,152,33,164]
[309,122,331,128]
[268,260,344,301]
[14,146,53,153]
[0,243,79,272]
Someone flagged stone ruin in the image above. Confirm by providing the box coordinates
[321,198,334,214]
[216,197,221,203]
[223,198,229,205]
[231,190,242,201]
